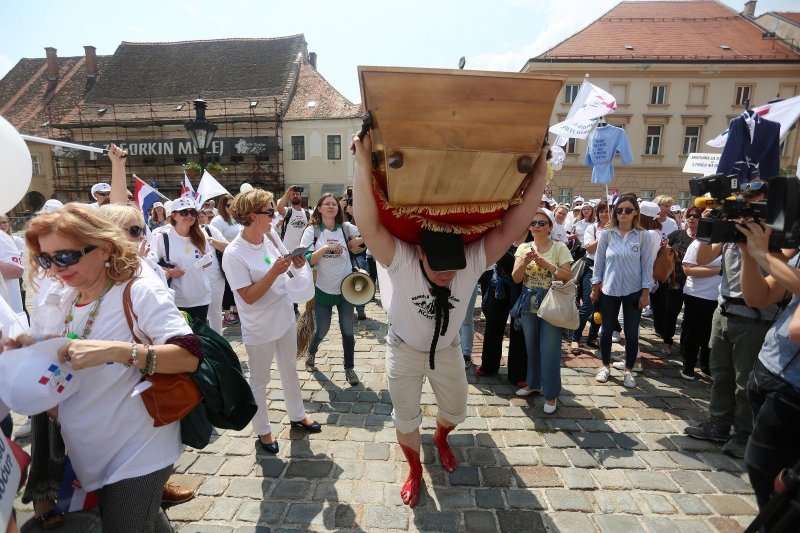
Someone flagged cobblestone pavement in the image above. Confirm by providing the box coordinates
[12,298,759,532]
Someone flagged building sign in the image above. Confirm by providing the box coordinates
[682,153,721,176]
[53,136,278,160]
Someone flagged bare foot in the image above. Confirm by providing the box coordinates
[399,444,423,508]
[433,423,457,473]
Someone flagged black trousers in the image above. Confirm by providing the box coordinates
[680,294,717,372]
[746,359,800,509]
[479,288,527,385]
[650,284,684,345]
[178,305,209,325]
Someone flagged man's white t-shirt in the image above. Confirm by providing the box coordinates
[300,224,357,295]
[281,207,311,250]
[150,227,212,308]
[683,240,723,301]
[0,231,24,314]
[661,217,678,240]
[38,274,190,491]
[222,229,298,345]
[386,238,486,353]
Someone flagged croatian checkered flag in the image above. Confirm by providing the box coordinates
[56,457,98,513]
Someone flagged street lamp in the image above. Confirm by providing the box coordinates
[184,99,218,175]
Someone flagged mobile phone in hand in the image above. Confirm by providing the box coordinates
[290,246,309,257]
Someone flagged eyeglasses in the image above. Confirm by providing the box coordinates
[687,213,702,219]
[127,225,145,238]
[615,207,636,215]
[530,220,549,227]
[0,220,9,225]
[743,181,766,191]
[256,208,276,217]
[96,192,110,197]
[177,209,198,217]
[35,245,97,269]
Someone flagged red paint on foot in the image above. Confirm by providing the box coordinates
[433,422,457,473]
[399,444,423,508]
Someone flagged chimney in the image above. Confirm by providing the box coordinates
[84,45,97,89]
[743,0,756,18]
[44,47,58,80]
[309,52,317,69]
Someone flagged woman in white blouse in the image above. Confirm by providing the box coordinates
[210,194,241,325]
[222,189,321,454]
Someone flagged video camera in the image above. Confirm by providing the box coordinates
[689,172,800,249]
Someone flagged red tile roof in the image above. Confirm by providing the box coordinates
[535,0,800,62]
[774,12,800,25]
[284,59,362,120]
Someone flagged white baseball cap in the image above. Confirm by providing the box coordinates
[37,199,64,214]
[152,201,164,209]
[670,204,682,213]
[90,183,111,195]
[171,197,198,212]
[639,201,660,218]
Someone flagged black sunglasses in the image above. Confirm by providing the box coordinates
[35,245,97,269]
[530,220,549,227]
[127,225,145,238]
[96,191,110,197]
[687,213,702,219]
[256,208,276,217]
[177,209,198,217]
[615,207,636,215]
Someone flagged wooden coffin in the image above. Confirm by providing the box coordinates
[358,66,565,210]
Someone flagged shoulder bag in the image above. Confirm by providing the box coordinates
[537,278,579,330]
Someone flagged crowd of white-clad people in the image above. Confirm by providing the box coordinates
[1,141,798,530]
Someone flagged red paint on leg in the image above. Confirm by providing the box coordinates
[433,422,457,473]
[399,444,423,508]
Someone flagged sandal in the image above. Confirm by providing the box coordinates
[34,510,65,530]
[570,342,582,355]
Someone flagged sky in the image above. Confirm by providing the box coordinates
[0,0,797,104]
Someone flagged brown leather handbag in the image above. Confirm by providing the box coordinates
[122,279,202,427]
[653,242,676,283]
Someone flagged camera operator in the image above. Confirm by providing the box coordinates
[736,219,800,510]
[684,181,792,458]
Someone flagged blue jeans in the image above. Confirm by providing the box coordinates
[599,290,642,368]
[520,312,563,401]
[353,253,369,315]
[460,283,480,356]
[572,266,595,342]
[309,299,355,369]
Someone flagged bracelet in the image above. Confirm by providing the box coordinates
[125,343,138,368]
[141,344,152,376]
[147,345,157,376]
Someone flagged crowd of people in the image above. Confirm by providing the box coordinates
[1,137,798,530]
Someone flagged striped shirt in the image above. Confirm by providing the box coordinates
[591,227,657,296]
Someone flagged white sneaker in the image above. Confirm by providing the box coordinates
[611,331,621,343]
[15,418,31,438]
[642,307,653,317]
[596,366,611,383]
[543,400,557,414]
[612,361,643,372]
[623,371,637,388]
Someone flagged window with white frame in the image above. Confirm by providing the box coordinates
[291,136,305,160]
[645,125,662,155]
[640,190,656,201]
[565,138,577,155]
[678,191,691,208]
[683,126,701,155]
[564,84,580,104]
[557,188,572,204]
[735,85,752,106]
[31,155,42,176]
[650,85,667,105]
[327,135,341,160]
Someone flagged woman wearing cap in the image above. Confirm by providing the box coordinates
[148,202,167,231]
[211,194,240,325]
[591,194,658,388]
[512,209,573,413]
[570,201,605,353]
[151,197,213,324]
[10,203,201,531]
[222,188,321,455]
[198,207,229,334]
[301,193,361,385]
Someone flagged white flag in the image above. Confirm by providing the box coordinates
[707,94,800,148]
[550,81,617,143]
[197,170,230,206]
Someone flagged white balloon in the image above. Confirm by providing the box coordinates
[240,183,253,193]
[0,116,33,214]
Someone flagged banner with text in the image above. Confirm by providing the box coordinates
[682,153,722,176]
[53,136,279,160]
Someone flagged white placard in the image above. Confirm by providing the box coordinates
[0,435,22,532]
[682,153,721,176]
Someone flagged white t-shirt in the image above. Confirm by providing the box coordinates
[201,224,228,284]
[550,222,569,244]
[150,226,212,308]
[386,237,486,353]
[222,230,299,345]
[583,223,604,261]
[280,207,311,250]
[300,223,358,295]
[210,215,241,242]
[683,240,722,301]
[573,220,590,245]
[0,231,24,314]
[661,217,678,240]
[37,275,191,491]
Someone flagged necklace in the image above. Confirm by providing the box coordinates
[63,283,113,339]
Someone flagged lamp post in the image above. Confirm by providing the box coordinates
[184,99,218,176]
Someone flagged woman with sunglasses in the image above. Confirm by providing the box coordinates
[12,203,201,532]
[650,206,701,356]
[570,201,607,353]
[301,193,361,386]
[211,194,240,326]
[512,209,573,413]
[222,189,321,454]
[151,197,213,324]
[591,194,658,388]
[198,208,229,334]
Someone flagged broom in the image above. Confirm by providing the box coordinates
[296,298,315,357]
